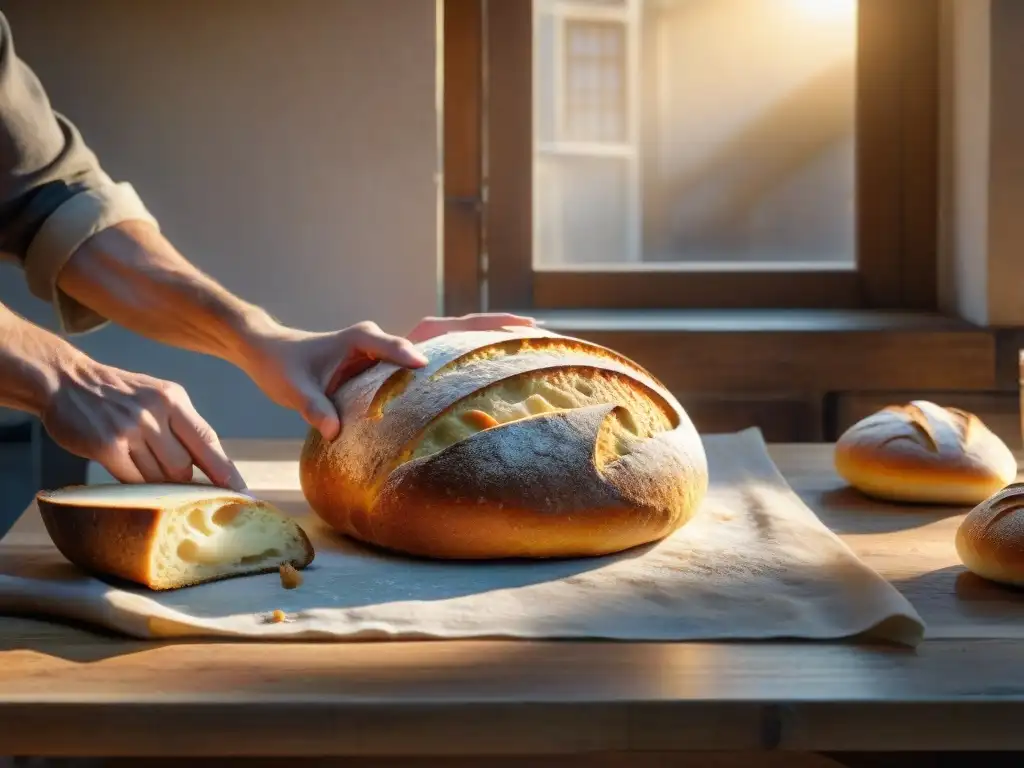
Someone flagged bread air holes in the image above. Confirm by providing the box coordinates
[187,508,215,536]
[176,538,282,566]
[616,407,639,435]
[212,504,244,527]
[186,504,244,537]
[176,539,204,563]
[241,549,281,566]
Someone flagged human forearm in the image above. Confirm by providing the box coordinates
[0,302,246,489]
[57,220,282,369]
[0,303,80,416]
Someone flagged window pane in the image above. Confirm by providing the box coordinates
[536,155,632,265]
[562,21,627,143]
[532,0,858,268]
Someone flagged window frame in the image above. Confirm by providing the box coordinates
[443,0,940,314]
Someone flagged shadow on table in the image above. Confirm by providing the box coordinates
[890,564,1024,601]
[0,613,157,664]
[953,570,1024,599]
[885,564,1024,640]
[814,487,969,535]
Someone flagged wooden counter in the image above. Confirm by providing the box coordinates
[2,440,1024,761]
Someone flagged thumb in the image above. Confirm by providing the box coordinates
[299,386,341,441]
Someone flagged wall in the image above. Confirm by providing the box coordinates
[985,0,1024,326]
[939,0,1024,327]
[938,0,991,325]
[0,0,440,437]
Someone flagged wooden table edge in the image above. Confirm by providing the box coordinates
[2,698,1024,756]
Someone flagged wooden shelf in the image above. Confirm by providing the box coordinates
[534,309,996,394]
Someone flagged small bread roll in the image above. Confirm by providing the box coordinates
[956,483,1024,586]
[834,400,1017,505]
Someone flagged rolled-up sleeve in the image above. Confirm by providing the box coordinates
[0,11,159,334]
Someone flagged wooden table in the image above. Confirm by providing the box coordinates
[2,440,1024,764]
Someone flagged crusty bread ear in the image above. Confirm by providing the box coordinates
[36,484,314,590]
[300,327,709,560]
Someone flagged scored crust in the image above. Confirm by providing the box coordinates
[300,327,708,559]
[36,485,315,590]
[834,400,1018,505]
[955,482,1024,586]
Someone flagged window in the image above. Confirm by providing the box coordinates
[560,18,628,145]
[538,0,857,270]
[535,2,640,266]
[443,0,939,312]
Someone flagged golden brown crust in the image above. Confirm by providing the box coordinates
[300,328,709,560]
[352,405,702,559]
[37,489,164,586]
[36,488,314,590]
[955,483,1024,586]
[834,445,1009,485]
[833,400,1017,505]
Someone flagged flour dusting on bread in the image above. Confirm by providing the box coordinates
[300,327,708,559]
[835,400,1017,505]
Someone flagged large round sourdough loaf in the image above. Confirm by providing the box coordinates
[299,326,708,559]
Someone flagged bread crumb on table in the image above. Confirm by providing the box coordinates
[279,562,304,589]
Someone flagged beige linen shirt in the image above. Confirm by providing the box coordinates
[0,11,159,334]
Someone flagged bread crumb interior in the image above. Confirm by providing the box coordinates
[153,501,307,589]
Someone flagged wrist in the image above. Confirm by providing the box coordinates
[12,357,62,418]
[221,304,288,370]
[0,321,84,418]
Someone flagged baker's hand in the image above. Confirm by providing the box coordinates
[242,313,536,441]
[41,357,246,490]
